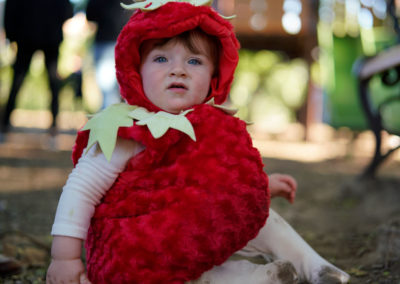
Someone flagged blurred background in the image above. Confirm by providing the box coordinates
[0,0,399,164]
[0,0,399,283]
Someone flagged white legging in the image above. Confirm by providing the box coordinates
[189,209,350,284]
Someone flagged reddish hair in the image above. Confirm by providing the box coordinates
[140,28,220,72]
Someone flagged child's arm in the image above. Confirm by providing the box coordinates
[47,137,140,284]
[269,173,297,204]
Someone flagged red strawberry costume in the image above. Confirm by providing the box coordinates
[71,2,270,283]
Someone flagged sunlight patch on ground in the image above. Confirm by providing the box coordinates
[0,166,69,193]
[252,123,400,162]
[253,139,349,162]
[10,109,88,130]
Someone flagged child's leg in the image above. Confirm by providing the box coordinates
[237,209,350,284]
[188,259,298,284]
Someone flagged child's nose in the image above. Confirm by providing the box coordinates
[169,63,187,77]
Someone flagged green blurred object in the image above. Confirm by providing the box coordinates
[328,36,366,130]
[369,75,400,134]
[231,49,309,134]
[318,5,400,177]
[318,23,399,131]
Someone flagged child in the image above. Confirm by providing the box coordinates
[46,1,350,283]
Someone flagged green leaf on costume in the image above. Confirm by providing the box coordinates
[205,98,238,116]
[120,0,235,19]
[121,0,212,11]
[82,103,137,162]
[128,107,196,141]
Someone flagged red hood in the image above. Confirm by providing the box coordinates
[115,2,240,111]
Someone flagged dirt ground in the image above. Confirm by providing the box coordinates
[0,127,399,284]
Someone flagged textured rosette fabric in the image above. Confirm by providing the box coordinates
[72,105,269,283]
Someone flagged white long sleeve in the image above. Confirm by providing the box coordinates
[51,138,139,240]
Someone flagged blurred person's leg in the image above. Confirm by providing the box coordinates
[94,42,121,109]
[1,43,36,132]
[43,44,61,132]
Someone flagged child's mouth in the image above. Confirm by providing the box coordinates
[168,83,188,91]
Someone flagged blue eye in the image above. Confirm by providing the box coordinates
[188,58,201,65]
[154,56,167,63]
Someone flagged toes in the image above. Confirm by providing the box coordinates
[313,265,350,284]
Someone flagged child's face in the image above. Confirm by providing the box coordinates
[140,40,214,113]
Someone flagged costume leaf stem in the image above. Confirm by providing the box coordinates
[120,0,236,19]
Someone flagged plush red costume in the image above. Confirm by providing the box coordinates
[72,2,270,283]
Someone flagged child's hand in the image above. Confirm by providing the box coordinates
[269,173,297,204]
[46,258,91,284]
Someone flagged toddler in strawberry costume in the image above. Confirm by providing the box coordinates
[46,1,350,283]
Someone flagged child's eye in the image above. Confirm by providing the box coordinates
[154,56,167,63]
[188,58,202,65]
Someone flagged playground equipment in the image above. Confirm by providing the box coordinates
[354,0,400,177]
